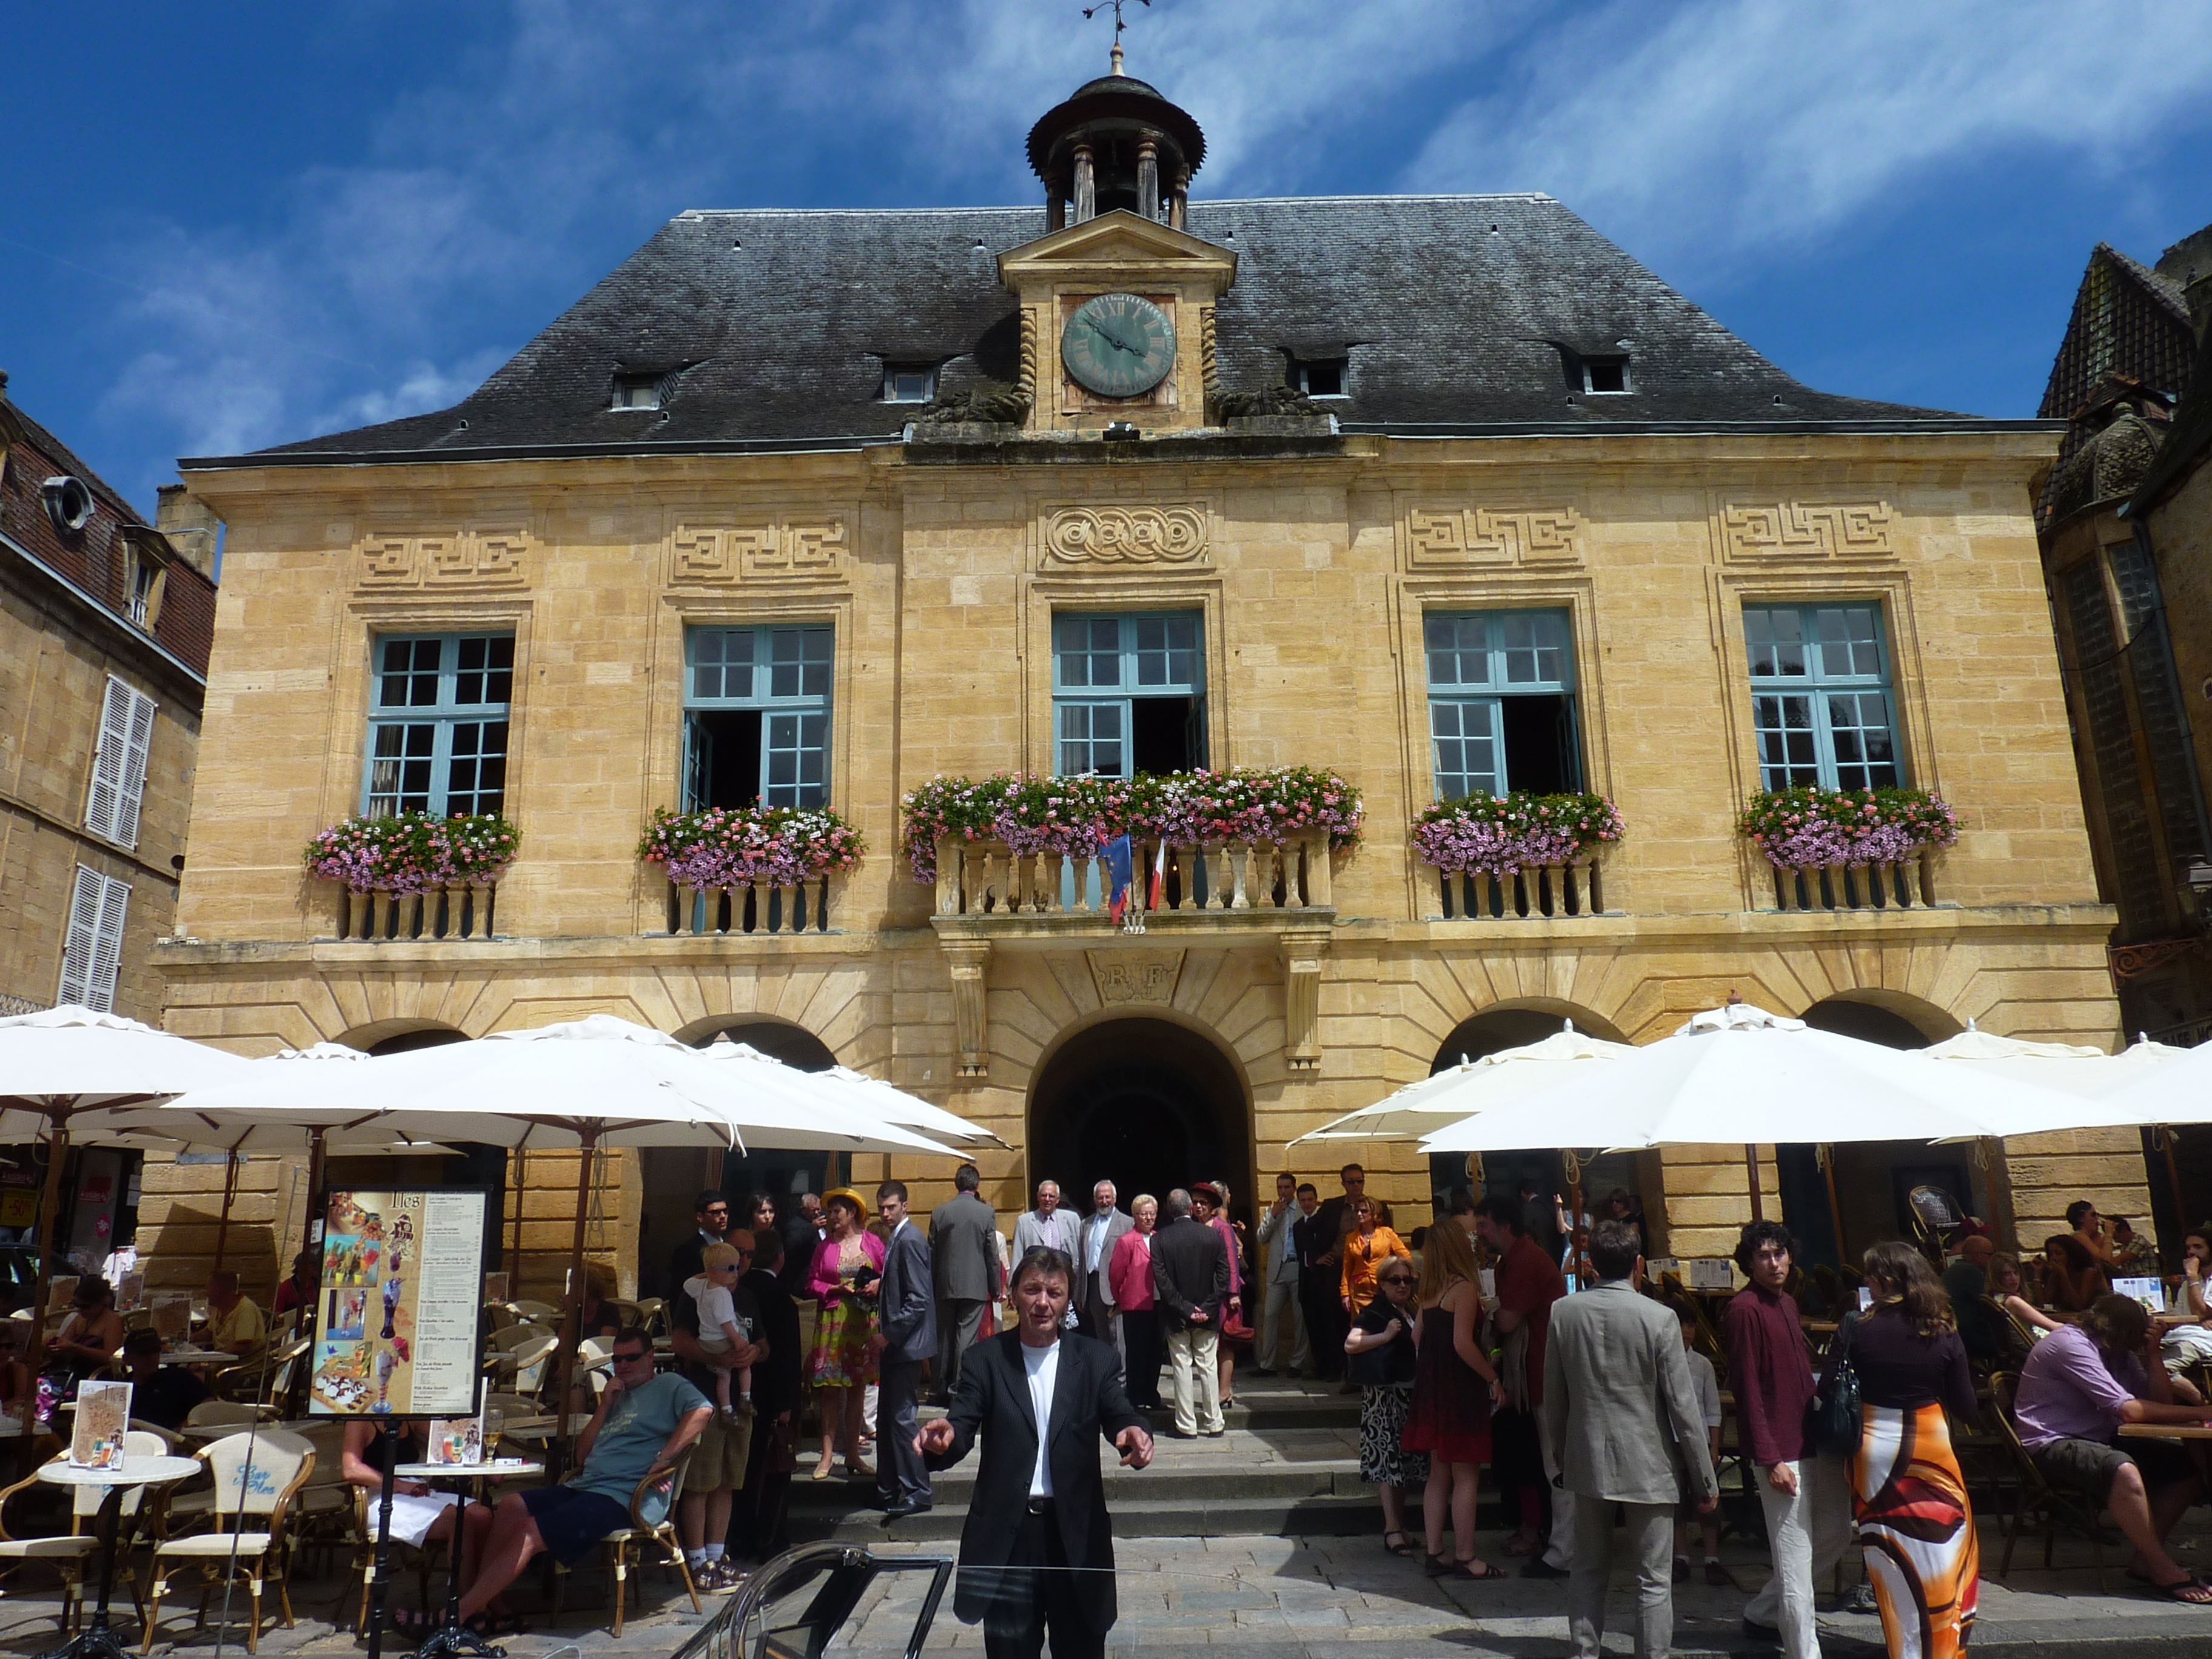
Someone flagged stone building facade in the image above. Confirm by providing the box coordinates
[152,69,2146,1294]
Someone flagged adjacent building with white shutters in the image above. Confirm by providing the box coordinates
[0,373,216,1019]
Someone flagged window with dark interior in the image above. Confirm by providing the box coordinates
[1581,355,1630,394]
[882,364,937,403]
[1290,356,1347,398]
[1425,609,1582,798]
[684,625,833,809]
[1053,612,1205,777]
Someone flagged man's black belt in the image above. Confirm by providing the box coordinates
[1025,1496,1055,1515]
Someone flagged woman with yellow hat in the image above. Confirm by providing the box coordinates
[805,1187,886,1480]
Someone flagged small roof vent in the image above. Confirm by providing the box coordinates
[41,475,93,534]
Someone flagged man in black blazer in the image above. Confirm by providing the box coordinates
[917,1245,1153,1659]
[1150,1188,1230,1437]
[871,1179,936,1519]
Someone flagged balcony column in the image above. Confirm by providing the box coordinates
[944,936,993,1078]
[1279,927,1330,1072]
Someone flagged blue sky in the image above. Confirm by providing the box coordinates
[5,0,2210,512]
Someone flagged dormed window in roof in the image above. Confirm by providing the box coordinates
[881,364,937,404]
[1553,344,1634,397]
[1289,355,1347,398]
[610,372,663,411]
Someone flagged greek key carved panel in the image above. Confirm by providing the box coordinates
[1404,506,1582,567]
[1718,501,1895,561]
[1045,504,1208,566]
[355,529,529,589]
[667,521,850,585]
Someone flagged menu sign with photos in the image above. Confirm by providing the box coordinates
[310,1188,487,1418]
[72,1381,132,1470]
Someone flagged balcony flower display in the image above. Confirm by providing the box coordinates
[1413,791,1624,877]
[638,805,865,891]
[303,813,519,893]
[900,768,1364,883]
[1737,785,1957,870]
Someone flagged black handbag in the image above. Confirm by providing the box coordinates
[1805,1310,1862,1455]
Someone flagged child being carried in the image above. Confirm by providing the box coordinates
[683,1242,754,1427]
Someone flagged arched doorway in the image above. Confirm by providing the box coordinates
[682,1018,836,1073]
[1028,1018,1251,1227]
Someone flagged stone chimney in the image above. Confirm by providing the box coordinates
[155,483,221,581]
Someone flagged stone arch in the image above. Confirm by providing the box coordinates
[1799,990,1957,1050]
[1027,1013,1254,1228]
[334,1018,468,1055]
[1430,999,1628,1074]
[674,1013,837,1073]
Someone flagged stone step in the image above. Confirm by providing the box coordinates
[802,1490,1421,1544]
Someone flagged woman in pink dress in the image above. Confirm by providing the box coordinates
[1108,1195,1162,1409]
[805,1189,886,1480]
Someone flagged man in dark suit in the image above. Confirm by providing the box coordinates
[1075,1179,1133,1349]
[667,1188,730,1324]
[930,1162,1000,1405]
[1150,1188,1230,1438]
[871,1179,936,1519]
[917,1245,1153,1659]
[734,1230,803,1564]
[1289,1181,1339,1379]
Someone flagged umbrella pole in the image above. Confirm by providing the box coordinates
[21,1115,68,1436]
[552,1130,598,1478]
[301,1128,327,1258]
[213,1150,242,1272]
[1744,1144,1765,1222]
[2160,1126,2191,1263]
[1821,1144,1846,1272]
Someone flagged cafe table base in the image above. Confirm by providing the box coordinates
[32,1456,200,1659]
[388,1459,543,1659]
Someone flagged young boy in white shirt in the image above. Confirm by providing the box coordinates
[1674,1309,1726,1584]
[683,1242,754,1424]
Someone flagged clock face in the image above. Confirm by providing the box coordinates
[1061,293,1177,399]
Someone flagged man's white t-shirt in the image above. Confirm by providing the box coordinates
[1022,1339,1060,1498]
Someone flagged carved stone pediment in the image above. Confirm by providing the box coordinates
[1087,948,1185,1005]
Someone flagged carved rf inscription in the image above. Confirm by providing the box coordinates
[670,521,850,584]
[1720,501,1895,561]
[1045,504,1208,566]
[1087,948,1185,1005]
[357,529,528,589]
[1406,506,1581,566]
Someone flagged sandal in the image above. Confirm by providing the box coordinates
[1444,1558,1509,1581]
[2150,1576,2212,1604]
[1423,1553,1455,1577]
[1382,1530,1418,1557]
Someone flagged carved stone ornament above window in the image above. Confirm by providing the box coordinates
[1718,501,1896,562]
[1044,504,1208,566]
[668,520,850,585]
[357,528,529,590]
[1404,506,1582,567]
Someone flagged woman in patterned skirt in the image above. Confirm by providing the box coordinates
[1344,1253,1427,1556]
[805,1189,886,1480]
[1838,1242,1980,1658]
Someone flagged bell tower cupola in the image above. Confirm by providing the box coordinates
[1027,48,1205,233]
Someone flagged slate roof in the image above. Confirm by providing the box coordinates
[216,193,2023,469]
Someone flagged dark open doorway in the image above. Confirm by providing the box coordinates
[1028,1018,1252,1228]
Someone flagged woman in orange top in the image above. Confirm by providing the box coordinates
[1339,1198,1411,1318]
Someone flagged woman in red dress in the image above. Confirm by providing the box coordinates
[1404,1218,1505,1580]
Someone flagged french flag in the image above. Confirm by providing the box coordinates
[1147,837,1167,911]
[1104,834,1134,925]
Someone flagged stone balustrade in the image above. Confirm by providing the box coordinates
[335,884,497,942]
[663,876,837,936]
[1763,850,1939,913]
[1430,852,1607,921]
[931,833,1335,920]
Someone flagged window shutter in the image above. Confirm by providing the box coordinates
[59,866,103,1007]
[87,876,131,1013]
[113,687,157,846]
[85,679,131,840]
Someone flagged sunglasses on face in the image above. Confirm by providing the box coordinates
[614,1350,651,1365]
[1379,1275,1414,1286]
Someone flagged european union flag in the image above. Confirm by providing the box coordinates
[1104,834,1134,924]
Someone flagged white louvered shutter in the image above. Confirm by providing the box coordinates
[86,876,130,1012]
[85,680,130,839]
[59,866,103,1005]
[112,686,157,846]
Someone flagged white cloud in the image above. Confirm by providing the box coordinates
[1407,0,2212,278]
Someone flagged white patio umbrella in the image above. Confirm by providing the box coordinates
[1290,1024,1634,1145]
[696,1038,1010,1148]
[1419,1002,2096,1220]
[2013,1036,2212,1233]
[0,1005,258,1427]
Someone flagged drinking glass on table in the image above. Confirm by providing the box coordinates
[483,1407,502,1461]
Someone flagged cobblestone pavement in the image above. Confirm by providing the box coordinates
[10,1521,2212,1659]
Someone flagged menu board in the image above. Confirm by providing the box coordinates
[310,1188,486,1418]
[72,1381,131,1469]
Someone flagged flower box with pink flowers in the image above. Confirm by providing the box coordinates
[302,813,517,941]
[1413,790,1622,920]
[638,805,865,936]
[1737,785,1957,913]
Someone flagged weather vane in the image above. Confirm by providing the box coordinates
[1082,0,1149,74]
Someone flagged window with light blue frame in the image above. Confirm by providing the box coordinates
[363,633,512,818]
[1424,609,1582,799]
[1743,604,1902,791]
[1051,611,1205,777]
[684,625,833,808]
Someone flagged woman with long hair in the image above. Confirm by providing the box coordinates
[1988,1253,2062,1335]
[2041,1233,2103,1313]
[1838,1242,1980,1658]
[805,1189,885,1480]
[1111,1195,1163,1410]
[1404,1216,1504,1580]
[1339,1198,1412,1319]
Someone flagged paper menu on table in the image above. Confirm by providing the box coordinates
[70,1380,132,1470]
[427,1414,486,1466]
[151,1294,192,1345]
[2114,1275,2166,1315]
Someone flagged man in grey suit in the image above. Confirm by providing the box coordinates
[871,1180,935,1518]
[1076,1179,1134,1350]
[1542,1219,1717,1659]
[929,1164,999,1406]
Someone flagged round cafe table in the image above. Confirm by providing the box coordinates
[34,1455,199,1659]
[383,1459,543,1659]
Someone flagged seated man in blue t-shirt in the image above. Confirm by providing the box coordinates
[456,1326,710,1632]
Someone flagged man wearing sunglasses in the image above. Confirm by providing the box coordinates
[458,1327,711,1631]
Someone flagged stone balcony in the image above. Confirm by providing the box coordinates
[328,883,500,942]
[654,874,842,937]
[1755,848,1943,914]
[1424,850,1610,923]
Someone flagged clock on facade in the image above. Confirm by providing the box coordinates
[1061,292,1177,399]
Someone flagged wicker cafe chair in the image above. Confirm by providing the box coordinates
[0,1432,169,1637]
[140,1429,314,1654]
[550,1446,700,1636]
[1986,1370,2108,1590]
